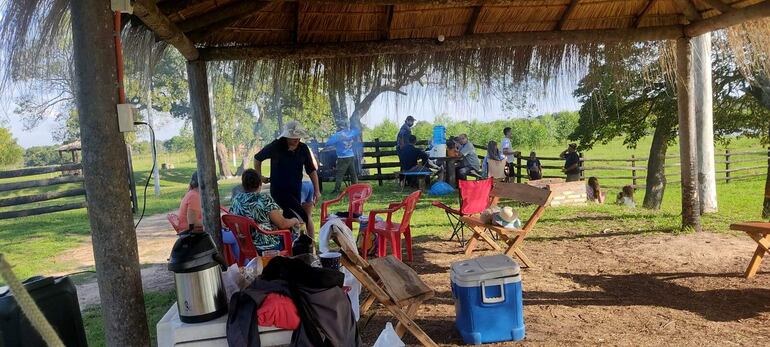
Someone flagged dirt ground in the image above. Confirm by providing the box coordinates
[359,232,770,346]
[57,212,770,346]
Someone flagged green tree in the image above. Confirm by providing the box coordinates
[24,145,64,166]
[0,127,24,167]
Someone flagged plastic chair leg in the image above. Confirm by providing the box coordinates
[405,226,413,262]
[378,233,388,258]
[390,232,402,260]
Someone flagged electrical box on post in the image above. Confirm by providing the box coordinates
[117,104,137,133]
[111,0,133,13]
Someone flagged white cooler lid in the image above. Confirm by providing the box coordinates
[450,255,520,283]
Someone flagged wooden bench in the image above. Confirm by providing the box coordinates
[730,221,770,278]
[461,182,553,267]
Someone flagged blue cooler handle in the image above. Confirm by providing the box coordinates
[481,279,506,304]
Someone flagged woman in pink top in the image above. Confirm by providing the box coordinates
[178,172,203,232]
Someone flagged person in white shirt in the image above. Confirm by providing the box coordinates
[501,127,518,179]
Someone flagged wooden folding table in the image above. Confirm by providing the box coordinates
[730,221,770,278]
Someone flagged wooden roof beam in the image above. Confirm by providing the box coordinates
[674,0,703,22]
[383,5,395,39]
[685,0,770,37]
[634,0,657,28]
[556,0,580,31]
[181,1,275,42]
[201,25,685,61]
[466,5,482,35]
[699,0,734,13]
[133,0,200,61]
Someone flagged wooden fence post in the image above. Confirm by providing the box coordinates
[516,153,522,183]
[631,154,637,187]
[579,153,585,181]
[725,148,731,184]
[375,138,383,186]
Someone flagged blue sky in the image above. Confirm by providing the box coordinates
[2,81,580,148]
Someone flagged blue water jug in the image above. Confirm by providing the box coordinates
[433,125,446,145]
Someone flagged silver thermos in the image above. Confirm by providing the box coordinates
[168,232,227,323]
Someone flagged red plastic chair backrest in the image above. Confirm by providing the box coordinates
[347,183,374,216]
[398,190,422,232]
[458,178,494,215]
[221,214,259,266]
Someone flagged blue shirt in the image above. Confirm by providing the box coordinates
[326,129,360,158]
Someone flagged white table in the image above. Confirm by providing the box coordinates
[156,304,292,347]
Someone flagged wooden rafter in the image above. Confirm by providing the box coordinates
[634,0,657,28]
[133,0,199,61]
[294,2,302,44]
[466,5,482,35]
[685,0,770,37]
[700,0,734,13]
[383,5,395,39]
[201,25,685,61]
[556,0,580,31]
[182,1,274,42]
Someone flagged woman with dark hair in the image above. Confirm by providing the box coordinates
[586,176,606,204]
[230,169,302,252]
[482,140,505,178]
[177,172,202,232]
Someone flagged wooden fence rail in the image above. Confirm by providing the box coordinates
[315,138,768,189]
[0,163,86,220]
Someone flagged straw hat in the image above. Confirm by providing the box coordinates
[494,206,521,229]
[279,120,308,139]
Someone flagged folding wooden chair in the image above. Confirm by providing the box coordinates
[730,222,770,278]
[461,182,553,267]
[330,226,438,347]
[432,178,494,245]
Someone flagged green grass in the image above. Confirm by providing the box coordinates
[82,291,177,347]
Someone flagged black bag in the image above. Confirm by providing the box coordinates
[0,276,87,347]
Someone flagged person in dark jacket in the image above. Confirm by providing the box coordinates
[254,121,320,225]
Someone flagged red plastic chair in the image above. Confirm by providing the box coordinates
[321,183,374,229]
[221,214,292,266]
[431,178,494,245]
[167,213,185,234]
[362,190,422,261]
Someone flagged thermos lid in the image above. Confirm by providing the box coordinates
[168,232,218,273]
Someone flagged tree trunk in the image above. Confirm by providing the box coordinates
[675,37,702,232]
[329,84,349,130]
[71,0,149,344]
[693,33,717,213]
[216,142,233,178]
[764,126,770,219]
[643,123,671,209]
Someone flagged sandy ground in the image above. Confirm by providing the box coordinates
[360,232,770,346]
[58,213,770,346]
[55,213,178,308]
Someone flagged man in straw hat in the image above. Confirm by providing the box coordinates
[254,120,320,226]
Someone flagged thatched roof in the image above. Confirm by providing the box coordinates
[2,0,770,93]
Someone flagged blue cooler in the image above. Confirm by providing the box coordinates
[450,255,524,345]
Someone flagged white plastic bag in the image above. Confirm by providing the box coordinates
[373,322,405,347]
[222,264,241,302]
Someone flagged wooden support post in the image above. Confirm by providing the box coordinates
[375,138,383,186]
[516,153,522,183]
[579,153,585,181]
[631,155,637,187]
[694,33,718,213]
[187,60,223,250]
[675,37,702,232]
[70,0,149,345]
[725,148,731,183]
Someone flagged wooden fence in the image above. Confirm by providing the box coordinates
[317,138,769,189]
[0,163,87,220]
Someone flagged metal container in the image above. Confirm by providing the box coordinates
[168,232,227,323]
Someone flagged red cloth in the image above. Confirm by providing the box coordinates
[257,293,300,330]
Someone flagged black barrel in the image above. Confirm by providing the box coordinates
[0,276,87,347]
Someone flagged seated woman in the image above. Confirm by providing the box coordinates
[586,176,606,204]
[230,169,302,253]
[177,172,203,233]
[526,151,543,180]
[616,185,636,208]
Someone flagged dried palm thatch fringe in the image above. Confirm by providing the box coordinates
[1,0,770,100]
[0,254,65,347]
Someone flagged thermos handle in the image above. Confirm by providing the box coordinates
[481,279,506,304]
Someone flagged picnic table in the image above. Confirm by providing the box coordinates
[398,171,433,192]
[730,221,770,278]
[431,156,462,187]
